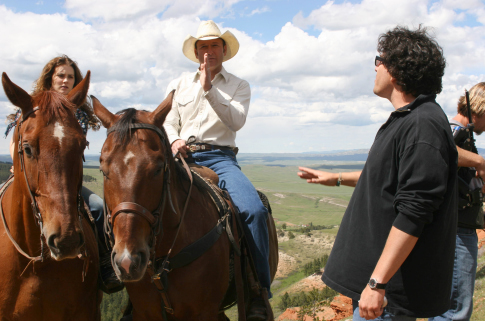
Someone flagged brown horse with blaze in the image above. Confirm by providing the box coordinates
[93,92,274,320]
[0,72,101,320]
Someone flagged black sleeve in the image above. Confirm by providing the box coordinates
[393,142,450,237]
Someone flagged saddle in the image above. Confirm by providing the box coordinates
[188,164,275,321]
[188,163,219,185]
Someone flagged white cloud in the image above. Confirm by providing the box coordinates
[1,0,485,154]
[64,0,241,22]
[247,6,270,17]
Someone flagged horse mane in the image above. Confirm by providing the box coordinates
[32,91,76,124]
[112,108,139,145]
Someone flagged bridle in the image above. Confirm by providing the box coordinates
[103,123,192,263]
[0,107,87,262]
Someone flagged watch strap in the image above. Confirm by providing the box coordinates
[369,278,387,290]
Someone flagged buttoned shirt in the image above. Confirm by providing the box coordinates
[164,67,250,147]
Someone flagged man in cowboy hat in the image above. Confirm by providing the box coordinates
[164,20,271,320]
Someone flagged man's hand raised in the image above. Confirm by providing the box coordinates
[200,53,212,92]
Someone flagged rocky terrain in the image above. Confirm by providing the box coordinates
[273,228,485,321]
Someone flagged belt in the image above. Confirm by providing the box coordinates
[187,143,234,153]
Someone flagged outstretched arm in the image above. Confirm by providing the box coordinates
[297,167,362,187]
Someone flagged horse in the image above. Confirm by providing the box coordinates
[0,72,101,320]
[92,93,278,320]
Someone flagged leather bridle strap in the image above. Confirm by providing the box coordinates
[110,202,156,226]
[104,123,173,248]
[106,123,166,142]
[7,106,86,263]
[0,176,43,262]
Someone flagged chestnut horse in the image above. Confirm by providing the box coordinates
[92,93,278,320]
[0,73,101,320]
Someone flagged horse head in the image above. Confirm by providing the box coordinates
[93,91,175,281]
[2,72,90,261]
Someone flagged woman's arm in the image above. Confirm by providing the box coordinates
[297,167,362,187]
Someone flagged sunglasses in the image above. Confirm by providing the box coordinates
[375,56,384,67]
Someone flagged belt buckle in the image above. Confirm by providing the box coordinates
[189,145,199,152]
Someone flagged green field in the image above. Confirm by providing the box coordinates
[83,164,355,228]
[241,164,354,226]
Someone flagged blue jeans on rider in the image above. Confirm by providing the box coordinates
[352,300,416,321]
[190,149,272,297]
[81,186,105,236]
[429,227,478,321]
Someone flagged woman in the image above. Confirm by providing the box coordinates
[4,55,122,293]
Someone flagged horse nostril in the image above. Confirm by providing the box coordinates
[47,234,59,250]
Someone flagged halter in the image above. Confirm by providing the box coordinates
[103,123,191,262]
[0,107,87,263]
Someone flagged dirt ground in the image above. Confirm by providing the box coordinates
[478,229,485,249]
[277,295,353,321]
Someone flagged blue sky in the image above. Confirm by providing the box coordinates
[0,0,484,155]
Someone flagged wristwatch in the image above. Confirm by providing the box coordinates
[368,278,387,290]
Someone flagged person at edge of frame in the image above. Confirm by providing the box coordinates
[427,83,485,321]
[298,25,457,321]
[163,20,272,321]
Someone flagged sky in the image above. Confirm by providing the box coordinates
[0,0,484,155]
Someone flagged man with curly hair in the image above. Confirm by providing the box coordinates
[317,26,458,320]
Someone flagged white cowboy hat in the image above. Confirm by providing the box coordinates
[182,20,239,63]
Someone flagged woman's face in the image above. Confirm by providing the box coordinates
[51,64,75,95]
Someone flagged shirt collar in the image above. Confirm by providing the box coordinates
[392,94,437,116]
[193,66,228,83]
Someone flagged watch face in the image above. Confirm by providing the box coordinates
[369,278,377,288]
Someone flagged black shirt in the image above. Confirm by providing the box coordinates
[322,94,458,317]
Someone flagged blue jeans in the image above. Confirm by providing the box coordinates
[428,227,478,321]
[81,186,105,235]
[191,149,271,296]
[352,300,416,321]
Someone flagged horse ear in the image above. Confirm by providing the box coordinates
[149,90,175,127]
[2,72,34,114]
[91,95,117,129]
[67,70,90,107]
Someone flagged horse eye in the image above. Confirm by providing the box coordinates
[99,168,108,179]
[23,145,33,157]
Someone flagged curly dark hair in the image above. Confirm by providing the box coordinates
[377,25,446,97]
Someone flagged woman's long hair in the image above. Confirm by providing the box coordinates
[7,55,100,131]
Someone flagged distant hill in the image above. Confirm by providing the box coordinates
[1,146,484,167]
